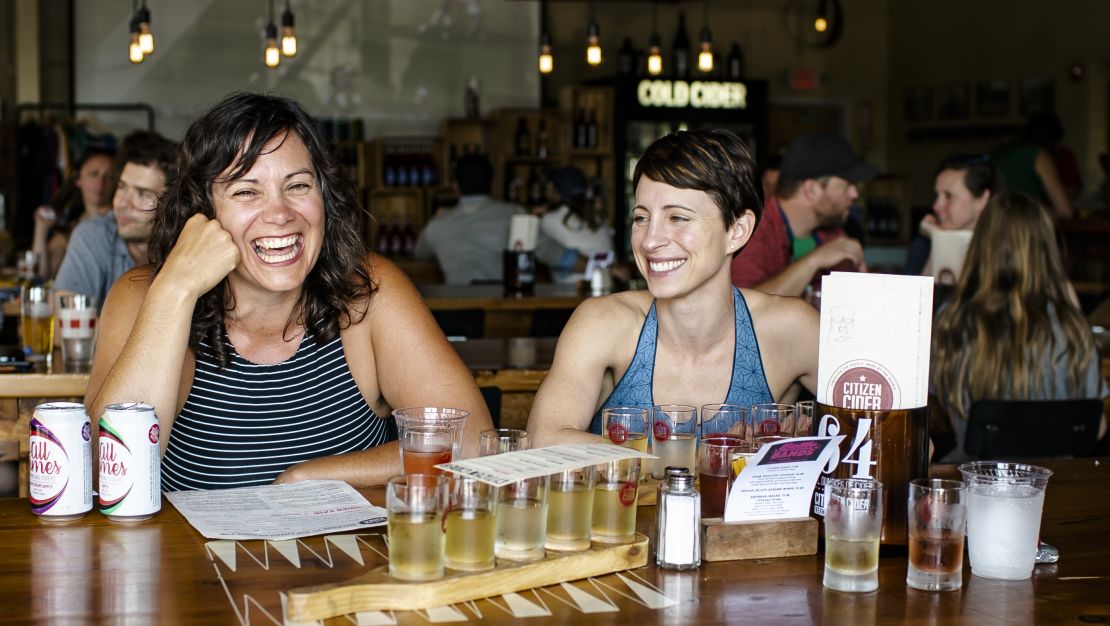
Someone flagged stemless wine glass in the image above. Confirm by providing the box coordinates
[750,403,796,447]
[479,428,530,456]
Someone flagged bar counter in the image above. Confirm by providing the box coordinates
[0,458,1105,624]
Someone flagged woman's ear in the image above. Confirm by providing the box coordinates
[726,209,757,254]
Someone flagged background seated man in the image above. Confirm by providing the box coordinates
[731,133,876,297]
[414,154,578,285]
[527,129,818,446]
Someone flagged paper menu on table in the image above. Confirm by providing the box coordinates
[817,273,934,410]
[723,436,843,522]
[437,443,656,487]
[166,480,387,541]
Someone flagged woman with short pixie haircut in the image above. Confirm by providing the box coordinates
[932,192,1107,462]
[85,92,492,490]
[527,129,819,445]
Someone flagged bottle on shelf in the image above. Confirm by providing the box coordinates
[447,144,459,184]
[407,149,422,187]
[376,217,393,256]
[672,11,691,78]
[389,213,405,257]
[515,117,531,158]
[536,119,549,159]
[395,151,410,187]
[421,148,437,186]
[586,109,598,149]
[382,147,397,187]
[727,42,745,80]
[527,167,545,207]
[401,218,417,257]
[617,37,636,76]
[575,109,588,149]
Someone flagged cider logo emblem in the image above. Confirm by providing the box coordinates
[652,419,671,442]
[607,423,628,445]
[618,481,638,507]
[828,361,900,411]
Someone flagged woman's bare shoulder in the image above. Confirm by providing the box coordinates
[742,289,819,340]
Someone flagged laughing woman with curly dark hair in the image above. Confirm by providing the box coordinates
[84,93,492,490]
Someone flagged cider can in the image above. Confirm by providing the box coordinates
[29,402,93,520]
[98,403,162,521]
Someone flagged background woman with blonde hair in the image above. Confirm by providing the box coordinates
[932,192,1107,462]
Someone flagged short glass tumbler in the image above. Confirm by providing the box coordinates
[906,479,966,591]
[823,479,883,593]
[386,474,448,581]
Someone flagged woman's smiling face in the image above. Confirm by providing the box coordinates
[211,131,325,299]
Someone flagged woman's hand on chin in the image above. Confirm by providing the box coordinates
[160,214,240,299]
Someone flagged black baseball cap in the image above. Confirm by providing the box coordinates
[779,133,879,183]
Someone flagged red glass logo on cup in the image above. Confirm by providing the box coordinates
[653,419,671,442]
[607,423,628,445]
[148,424,160,445]
[618,481,637,507]
[827,497,843,522]
[758,419,780,436]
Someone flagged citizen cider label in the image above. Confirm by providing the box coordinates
[607,423,628,445]
[29,403,93,520]
[98,403,162,521]
[826,360,901,411]
[618,481,638,507]
[653,420,671,442]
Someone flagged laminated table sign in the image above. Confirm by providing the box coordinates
[812,273,933,544]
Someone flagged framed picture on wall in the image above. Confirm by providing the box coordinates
[1020,77,1055,115]
[937,83,971,121]
[975,80,1011,118]
[903,87,934,124]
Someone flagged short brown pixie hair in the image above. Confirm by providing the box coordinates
[632,129,762,228]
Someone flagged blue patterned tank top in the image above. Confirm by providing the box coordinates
[162,332,392,491]
[589,287,773,434]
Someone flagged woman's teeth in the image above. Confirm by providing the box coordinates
[253,235,300,263]
[650,259,685,272]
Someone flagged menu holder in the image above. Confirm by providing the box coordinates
[286,534,648,621]
[810,403,929,545]
[701,516,818,562]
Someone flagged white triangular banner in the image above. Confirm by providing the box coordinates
[269,540,301,568]
[279,592,321,626]
[559,583,618,613]
[206,541,237,572]
[616,573,679,609]
[423,605,469,622]
[502,592,551,617]
[327,535,365,566]
[355,611,397,625]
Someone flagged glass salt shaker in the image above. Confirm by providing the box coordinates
[655,468,701,570]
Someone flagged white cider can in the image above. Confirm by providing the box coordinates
[29,402,93,520]
[98,402,162,521]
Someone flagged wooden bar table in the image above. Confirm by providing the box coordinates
[418,283,587,338]
[0,458,1107,624]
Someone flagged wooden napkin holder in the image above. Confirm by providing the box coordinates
[701,516,818,562]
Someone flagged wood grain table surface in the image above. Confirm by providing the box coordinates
[0,458,1106,625]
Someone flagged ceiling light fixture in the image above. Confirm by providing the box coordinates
[265,0,280,68]
[586,1,602,66]
[137,0,154,55]
[281,0,297,57]
[815,0,829,33]
[647,2,662,75]
[698,1,714,72]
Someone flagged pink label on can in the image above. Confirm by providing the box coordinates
[98,424,134,514]
[29,420,70,513]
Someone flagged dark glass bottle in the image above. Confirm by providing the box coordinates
[617,37,636,76]
[672,11,690,78]
[727,42,745,79]
[515,117,531,157]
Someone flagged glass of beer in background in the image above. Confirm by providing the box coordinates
[700,404,748,440]
[591,458,640,544]
[546,467,596,551]
[795,400,815,437]
[697,434,745,519]
[495,475,549,561]
[751,403,796,447]
[444,477,497,571]
[386,474,448,581]
[21,282,54,369]
[907,479,966,591]
[651,405,697,479]
[57,293,97,370]
[823,479,884,593]
[393,407,470,475]
[479,428,530,456]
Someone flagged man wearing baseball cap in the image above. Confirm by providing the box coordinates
[731,132,878,297]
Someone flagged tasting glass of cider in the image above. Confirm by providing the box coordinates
[546,467,597,551]
[479,428,530,456]
[496,475,550,561]
[651,405,697,479]
[393,407,470,475]
[907,479,966,591]
[386,474,449,581]
[823,479,884,593]
[444,477,497,572]
[591,458,640,544]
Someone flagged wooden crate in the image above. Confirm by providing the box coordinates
[286,534,649,621]
[701,516,818,562]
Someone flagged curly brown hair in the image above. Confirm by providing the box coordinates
[147,92,375,367]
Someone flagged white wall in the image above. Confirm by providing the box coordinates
[74,0,538,140]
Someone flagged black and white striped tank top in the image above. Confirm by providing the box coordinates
[161,332,392,491]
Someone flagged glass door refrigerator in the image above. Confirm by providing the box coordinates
[607,75,769,262]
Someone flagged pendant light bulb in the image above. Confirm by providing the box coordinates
[265,23,280,68]
[697,27,714,72]
[586,21,602,66]
[647,33,663,76]
[137,4,154,54]
[538,33,553,74]
[281,3,297,58]
[128,14,144,64]
[815,0,829,32]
